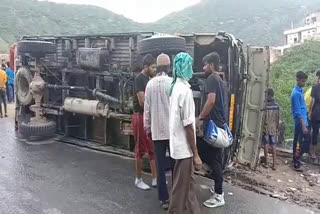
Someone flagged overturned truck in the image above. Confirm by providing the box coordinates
[14,32,269,168]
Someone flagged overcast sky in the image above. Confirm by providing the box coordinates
[44,0,201,23]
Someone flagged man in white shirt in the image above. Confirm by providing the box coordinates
[144,53,172,210]
[168,52,202,214]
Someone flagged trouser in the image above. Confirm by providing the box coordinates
[168,158,200,214]
[197,137,223,194]
[0,90,7,116]
[5,83,9,102]
[7,84,14,103]
[293,124,311,164]
[311,120,320,146]
[153,140,171,202]
[132,113,155,160]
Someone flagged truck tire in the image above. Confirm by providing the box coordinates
[16,67,33,106]
[17,40,56,56]
[138,36,186,55]
[19,121,56,139]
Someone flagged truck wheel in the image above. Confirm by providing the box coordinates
[16,67,33,106]
[19,121,56,139]
[17,40,56,56]
[138,35,186,55]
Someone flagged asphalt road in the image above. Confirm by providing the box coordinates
[0,117,317,214]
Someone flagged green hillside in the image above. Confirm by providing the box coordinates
[0,0,140,52]
[1,0,320,52]
[272,41,320,137]
[150,0,320,45]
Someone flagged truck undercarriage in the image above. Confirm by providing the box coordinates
[14,32,269,168]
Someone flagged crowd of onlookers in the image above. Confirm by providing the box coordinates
[0,59,14,118]
[0,47,317,213]
[255,70,320,172]
[130,50,320,213]
[290,71,319,170]
[132,52,228,213]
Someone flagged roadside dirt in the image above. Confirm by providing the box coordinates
[224,151,320,211]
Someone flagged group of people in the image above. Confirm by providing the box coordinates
[132,51,226,213]
[291,71,319,169]
[259,69,320,174]
[0,60,14,118]
[251,69,320,173]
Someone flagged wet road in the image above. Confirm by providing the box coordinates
[0,117,317,214]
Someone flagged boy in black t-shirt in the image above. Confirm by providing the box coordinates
[197,52,226,208]
[309,71,320,157]
[132,54,157,190]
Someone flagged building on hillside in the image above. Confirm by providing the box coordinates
[305,12,320,25]
[270,12,320,64]
[270,46,287,64]
[284,12,320,46]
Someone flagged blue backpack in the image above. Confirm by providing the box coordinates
[203,78,233,148]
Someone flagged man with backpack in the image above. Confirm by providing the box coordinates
[196,52,226,208]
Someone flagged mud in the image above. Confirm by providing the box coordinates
[225,153,320,211]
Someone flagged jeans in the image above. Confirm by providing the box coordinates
[0,90,7,116]
[153,140,171,202]
[292,124,311,165]
[197,137,223,194]
[7,84,14,103]
[311,120,320,146]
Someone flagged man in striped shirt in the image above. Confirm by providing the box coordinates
[262,88,280,170]
[144,53,172,210]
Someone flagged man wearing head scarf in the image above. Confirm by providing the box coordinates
[168,52,202,214]
[144,53,172,210]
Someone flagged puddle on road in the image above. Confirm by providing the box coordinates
[22,139,56,145]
